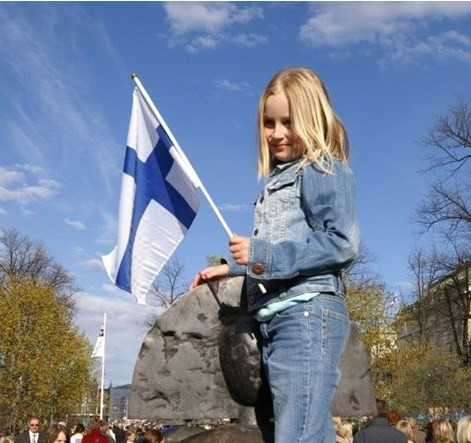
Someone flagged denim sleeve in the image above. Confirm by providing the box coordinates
[221,256,247,277]
[248,160,360,280]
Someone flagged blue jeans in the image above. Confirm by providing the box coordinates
[259,293,350,443]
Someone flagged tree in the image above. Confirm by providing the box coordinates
[417,96,471,240]
[388,344,471,418]
[148,256,188,309]
[343,244,400,399]
[0,277,95,432]
[405,246,471,366]
[406,96,471,367]
[0,228,78,312]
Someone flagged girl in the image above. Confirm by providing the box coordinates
[432,419,455,443]
[46,425,69,443]
[396,420,414,443]
[191,67,360,442]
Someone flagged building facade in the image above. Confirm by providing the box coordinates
[109,384,132,421]
[396,265,471,362]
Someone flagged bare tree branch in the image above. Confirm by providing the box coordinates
[0,228,78,313]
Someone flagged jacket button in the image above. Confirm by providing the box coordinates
[252,263,264,275]
[253,228,259,236]
[249,296,256,305]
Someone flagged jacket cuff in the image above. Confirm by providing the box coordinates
[221,257,246,277]
[247,237,271,279]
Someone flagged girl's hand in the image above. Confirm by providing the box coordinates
[229,235,250,265]
[189,264,229,290]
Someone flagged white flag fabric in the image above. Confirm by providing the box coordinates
[102,88,200,304]
[91,325,105,358]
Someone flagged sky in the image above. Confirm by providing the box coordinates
[1,1,471,386]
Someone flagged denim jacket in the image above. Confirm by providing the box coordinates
[227,157,360,312]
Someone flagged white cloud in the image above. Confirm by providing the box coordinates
[64,218,86,231]
[163,2,265,52]
[214,79,252,93]
[231,32,268,48]
[299,2,471,65]
[79,257,104,270]
[186,35,219,53]
[0,166,23,186]
[164,2,262,35]
[0,165,60,205]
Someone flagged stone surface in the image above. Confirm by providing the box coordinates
[128,277,376,424]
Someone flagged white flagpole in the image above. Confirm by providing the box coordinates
[99,312,106,419]
[129,74,266,294]
[131,73,233,238]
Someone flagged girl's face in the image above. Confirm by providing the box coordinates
[127,434,136,442]
[263,90,304,163]
[54,432,67,443]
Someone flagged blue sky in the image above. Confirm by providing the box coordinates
[1,1,471,385]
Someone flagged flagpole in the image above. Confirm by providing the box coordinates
[99,312,106,419]
[130,73,233,238]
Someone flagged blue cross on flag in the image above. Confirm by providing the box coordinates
[102,88,200,304]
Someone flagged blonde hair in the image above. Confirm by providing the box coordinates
[457,416,471,443]
[338,422,353,439]
[256,66,349,179]
[396,420,414,441]
[433,418,455,442]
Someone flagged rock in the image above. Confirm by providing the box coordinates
[128,277,376,426]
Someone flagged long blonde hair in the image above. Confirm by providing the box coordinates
[396,420,414,441]
[433,419,455,442]
[457,416,471,443]
[256,66,349,179]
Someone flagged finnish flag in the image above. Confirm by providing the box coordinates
[102,88,200,304]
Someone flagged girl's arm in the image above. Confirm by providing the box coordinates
[189,264,229,290]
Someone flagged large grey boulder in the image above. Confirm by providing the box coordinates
[129,276,376,430]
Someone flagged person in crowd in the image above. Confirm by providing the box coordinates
[190,66,360,443]
[387,410,402,427]
[337,422,353,443]
[70,424,84,443]
[141,430,164,443]
[81,419,108,443]
[457,416,471,443]
[124,427,136,443]
[432,419,454,443]
[111,424,124,443]
[46,425,68,443]
[4,436,15,443]
[352,399,407,443]
[15,417,46,443]
[100,424,114,443]
[409,418,426,443]
[396,420,414,443]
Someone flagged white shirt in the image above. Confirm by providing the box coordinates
[29,431,38,443]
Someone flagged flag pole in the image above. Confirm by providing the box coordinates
[130,73,233,238]
[99,312,106,419]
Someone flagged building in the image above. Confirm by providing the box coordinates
[109,384,132,421]
[396,264,471,362]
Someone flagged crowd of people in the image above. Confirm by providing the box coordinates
[0,417,165,443]
[334,400,471,443]
[3,410,471,443]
